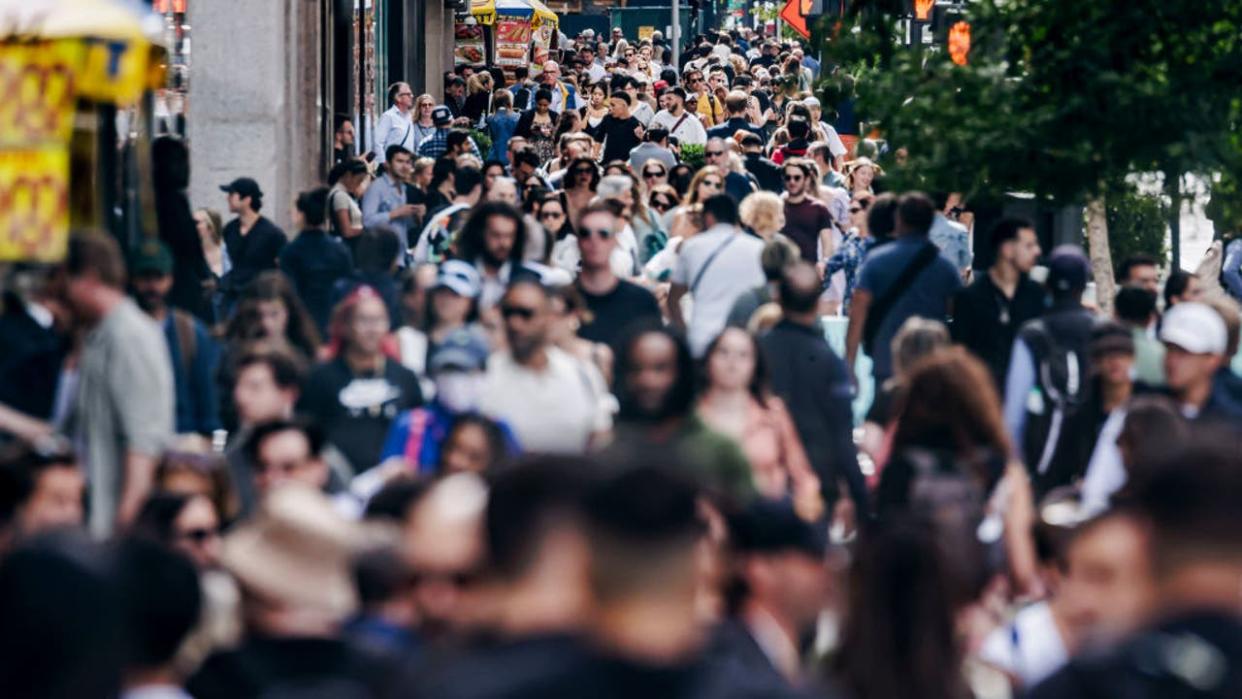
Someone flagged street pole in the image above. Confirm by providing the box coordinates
[672,0,681,68]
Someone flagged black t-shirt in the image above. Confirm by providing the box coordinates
[297,357,423,473]
[188,637,401,699]
[951,273,1047,389]
[222,216,287,295]
[588,115,644,165]
[578,280,662,350]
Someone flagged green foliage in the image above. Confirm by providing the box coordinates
[680,144,705,171]
[469,129,492,158]
[1105,184,1169,268]
[818,0,1242,206]
[1206,169,1242,241]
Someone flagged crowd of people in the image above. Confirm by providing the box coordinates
[1,24,1241,699]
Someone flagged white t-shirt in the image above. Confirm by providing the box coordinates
[650,108,708,146]
[632,101,656,128]
[480,347,613,454]
[671,225,766,356]
[979,602,1069,689]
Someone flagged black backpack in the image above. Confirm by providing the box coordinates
[1019,317,1095,496]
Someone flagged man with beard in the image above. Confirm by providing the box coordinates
[480,280,612,454]
[453,202,541,311]
[701,500,832,698]
[129,239,221,436]
[608,324,754,501]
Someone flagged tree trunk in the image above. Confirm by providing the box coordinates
[1085,195,1115,314]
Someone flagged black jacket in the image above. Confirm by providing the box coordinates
[278,229,355,334]
[744,152,784,193]
[221,216,287,301]
[951,272,1046,389]
[759,319,869,516]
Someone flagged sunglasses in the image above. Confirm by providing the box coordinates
[539,210,565,219]
[784,173,804,182]
[643,170,666,178]
[702,180,722,188]
[573,167,595,175]
[706,150,724,157]
[578,227,613,239]
[501,305,538,320]
[178,527,220,544]
[652,199,674,210]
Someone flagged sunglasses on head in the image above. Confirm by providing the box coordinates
[501,305,538,320]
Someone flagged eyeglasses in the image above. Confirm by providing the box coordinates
[643,169,666,178]
[784,173,804,182]
[177,527,220,544]
[501,305,538,320]
[539,210,565,220]
[578,227,613,240]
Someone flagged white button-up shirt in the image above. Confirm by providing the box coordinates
[372,106,415,160]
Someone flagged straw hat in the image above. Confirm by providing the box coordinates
[221,485,375,620]
[842,157,884,176]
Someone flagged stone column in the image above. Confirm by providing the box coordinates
[188,0,326,233]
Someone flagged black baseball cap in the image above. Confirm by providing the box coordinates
[432,106,453,126]
[1046,245,1091,294]
[220,177,262,199]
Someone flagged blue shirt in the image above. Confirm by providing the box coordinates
[824,233,875,312]
[161,312,221,435]
[856,235,963,380]
[1223,239,1242,301]
[929,213,972,272]
[361,174,414,253]
[487,109,520,165]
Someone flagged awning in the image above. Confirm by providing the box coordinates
[469,0,558,29]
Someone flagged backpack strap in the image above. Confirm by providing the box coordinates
[863,241,940,353]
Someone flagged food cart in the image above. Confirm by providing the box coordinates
[0,0,166,263]
[455,0,559,79]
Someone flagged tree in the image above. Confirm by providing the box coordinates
[817,0,1242,309]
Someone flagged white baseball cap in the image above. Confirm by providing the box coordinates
[1160,302,1227,355]
[803,96,821,108]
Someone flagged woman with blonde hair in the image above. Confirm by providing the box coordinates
[844,157,882,196]
[412,94,437,149]
[464,72,495,125]
[738,191,785,241]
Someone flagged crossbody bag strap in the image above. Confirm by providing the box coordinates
[863,241,940,350]
[691,234,738,294]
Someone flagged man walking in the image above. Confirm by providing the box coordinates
[129,239,221,437]
[846,192,962,386]
[650,87,707,147]
[362,145,421,260]
[574,202,662,349]
[418,106,479,160]
[61,232,173,537]
[373,82,416,161]
[538,61,578,114]
[760,261,870,524]
[952,217,1045,388]
[780,159,836,265]
[219,177,286,311]
[706,91,764,141]
[668,195,766,357]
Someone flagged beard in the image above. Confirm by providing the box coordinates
[134,290,164,314]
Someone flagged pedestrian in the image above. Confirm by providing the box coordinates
[0,442,84,542]
[1115,253,1160,295]
[514,89,559,164]
[479,280,612,454]
[361,145,421,257]
[129,239,222,437]
[698,327,823,518]
[650,86,708,146]
[821,193,877,314]
[739,132,783,193]
[1162,269,1202,308]
[418,106,477,160]
[219,177,287,312]
[1113,285,1166,385]
[412,166,479,265]
[727,234,800,329]
[153,136,213,322]
[379,328,517,476]
[333,115,355,164]
[298,286,423,476]
[846,192,963,387]
[326,159,368,251]
[573,202,662,349]
[1002,246,1099,496]
[463,72,494,126]
[1159,301,1242,421]
[61,232,174,537]
[278,186,355,333]
[373,81,416,160]
[667,195,766,357]
[952,217,1046,388]
[537,60,579,114]
[627,127,677,172]
[486,89,519,166]
[193,207,229,320]
[587,90,645,166]
[188,485,400,697]
[445,75,467,120]
[929,192,973,279]
[779,158,836,264]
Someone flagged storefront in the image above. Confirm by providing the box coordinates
[0,0,166,262]
[456,0,559,80]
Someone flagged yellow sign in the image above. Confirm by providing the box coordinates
[78,37,153,106]
[638,26,655,41]
[0,40,82,147]
[0,148,71,263]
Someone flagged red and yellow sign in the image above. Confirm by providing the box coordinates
[780,0,813,40]
[0,148,70,263]
[948,21,971,65]
[914,0,934,21]
[0,40,81,147]
[494,17,532,66]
